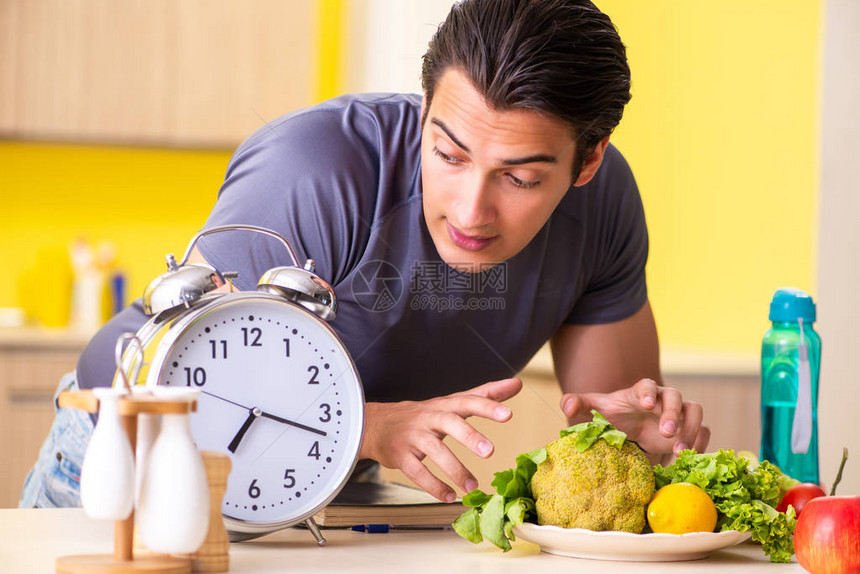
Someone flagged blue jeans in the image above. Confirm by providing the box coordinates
[19,372,93,508]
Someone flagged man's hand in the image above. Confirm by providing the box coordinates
[559,378,710,460]
[551,303,708,462]
[360,377,523,502]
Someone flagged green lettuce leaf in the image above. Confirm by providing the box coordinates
[559,410,628,451]
[452,507,482,544]
[479,494,511,551]
[490,469,514,495]
[461,489,492,508]
[453,440,543,550]
[503,497,535,541]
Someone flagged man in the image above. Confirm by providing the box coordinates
[22,0,708,508]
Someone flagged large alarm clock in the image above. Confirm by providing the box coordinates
[124,225,364,544]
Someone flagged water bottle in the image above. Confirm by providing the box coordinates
[760,288,821,484]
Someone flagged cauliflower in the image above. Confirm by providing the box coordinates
[453,410,655,549]
[530,416,655,533]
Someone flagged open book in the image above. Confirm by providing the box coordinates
[312,481,466,528]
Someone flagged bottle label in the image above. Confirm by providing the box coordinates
[791,328,813,454]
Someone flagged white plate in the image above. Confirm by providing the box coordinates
[513,523,751,562]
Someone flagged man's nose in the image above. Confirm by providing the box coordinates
[454,173,497,229]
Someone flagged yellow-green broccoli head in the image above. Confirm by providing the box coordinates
[531,427,655,532]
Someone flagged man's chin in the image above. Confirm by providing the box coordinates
[437,247,505,273]
[427,225,506,271]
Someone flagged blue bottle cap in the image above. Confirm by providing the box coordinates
[769,287,816,323]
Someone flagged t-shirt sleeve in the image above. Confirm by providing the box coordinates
[76,298,151,389]
[565,145,649,325]
[195,106,379,291]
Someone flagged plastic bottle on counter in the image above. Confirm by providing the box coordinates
[97,241,126,320]
[760,288,821,484]
[69,237,104,333]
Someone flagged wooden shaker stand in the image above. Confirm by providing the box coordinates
[55,389,230,574]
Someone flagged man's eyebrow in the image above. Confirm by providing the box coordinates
[500,154,557,166]
[430,117,558,166]
[431,118,471,153]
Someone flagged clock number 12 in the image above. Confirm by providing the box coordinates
[242,327,262,347]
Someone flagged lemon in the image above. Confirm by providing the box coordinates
[647,482,718,534]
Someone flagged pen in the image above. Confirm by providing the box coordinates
[350,524,453,533]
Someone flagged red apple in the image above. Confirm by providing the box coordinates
[794,495,860,574]
[778,483,827,515]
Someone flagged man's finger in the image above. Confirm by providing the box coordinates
[459,377,523,402]
[674,400,704,452]
[400,454,457,503]
[435,411,496,460]
[419,432,480,492]
[691,424,711,454]
[445,394,512,421]
[632,378,659,410]
[657,386,684,438]
[560,393,594,423]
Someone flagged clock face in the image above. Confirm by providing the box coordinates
[149,293,364,530]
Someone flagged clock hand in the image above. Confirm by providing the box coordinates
[201,390,248,410]
[259,410,327,437]
[200,390,327,438]
[227,407,261,453]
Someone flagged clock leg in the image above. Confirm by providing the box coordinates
[305,518,326,546]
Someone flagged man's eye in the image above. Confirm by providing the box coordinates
[433,147,460,165]
[508,174,540,189]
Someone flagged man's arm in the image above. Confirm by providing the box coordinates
[551,300,710,456]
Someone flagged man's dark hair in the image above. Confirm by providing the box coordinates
[421,0,631,178]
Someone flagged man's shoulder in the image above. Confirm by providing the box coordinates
[313,92,423,114]
[238,93,423,153]
[219,91,425,216]
[592,142,634,186]
[275,92,422,131]
[554,143,638,219]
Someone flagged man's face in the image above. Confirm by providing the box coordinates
[420,69,580,271]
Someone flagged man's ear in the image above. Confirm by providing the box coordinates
[420,95,428,128]
[572,136,611,187]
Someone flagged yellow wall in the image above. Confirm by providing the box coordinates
[0,0,339,325]
[0,142,232,317]
[2,1,823,358]
[597,0,822,353]
[314,0,346,103]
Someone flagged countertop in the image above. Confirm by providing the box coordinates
[1,509,802,573]
[0,326,93,349]
[522,343,758,378]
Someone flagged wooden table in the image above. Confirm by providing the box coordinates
[0,508,803,573]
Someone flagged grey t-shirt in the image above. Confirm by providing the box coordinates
[78,93,648,401]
